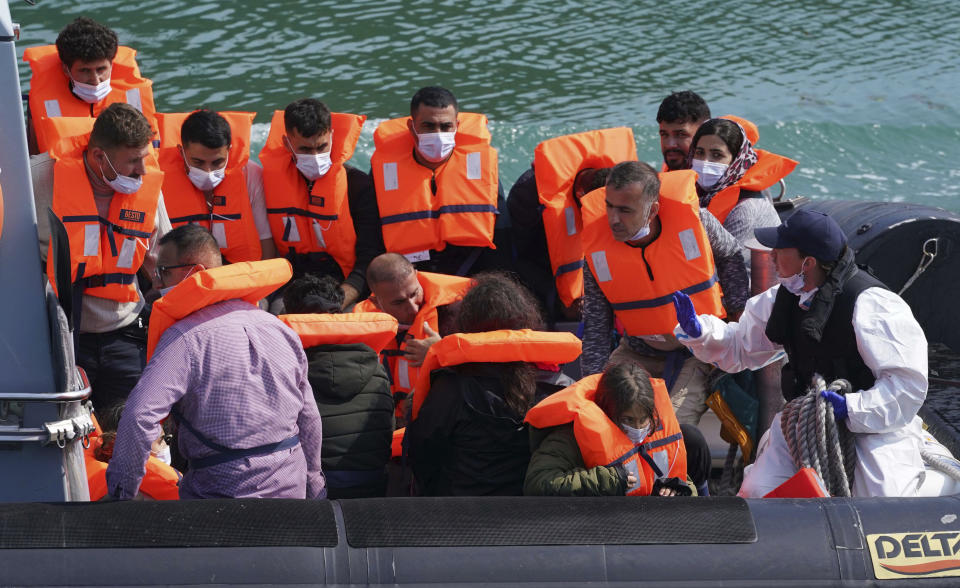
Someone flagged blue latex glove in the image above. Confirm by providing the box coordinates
[821,389,848,421]
[672,291,702,338]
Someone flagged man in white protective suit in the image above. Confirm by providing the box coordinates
[670,208,932,497]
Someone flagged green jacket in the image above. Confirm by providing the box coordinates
[523,424,628,496]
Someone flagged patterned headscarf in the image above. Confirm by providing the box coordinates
[688,120,759,207]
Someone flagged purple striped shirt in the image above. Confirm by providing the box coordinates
[106,300,325,499]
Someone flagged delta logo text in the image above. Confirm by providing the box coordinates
[867,531,960,579]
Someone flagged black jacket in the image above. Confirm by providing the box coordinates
[406,363,531,496]
[766,248,888,400]
[305,342,394,497]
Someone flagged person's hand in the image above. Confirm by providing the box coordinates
[340,283,360,309]
[672,291,702,338]
[626,473,638,488]
[821,389,848,421]
[403,322,441,367]
[658,486,678,497]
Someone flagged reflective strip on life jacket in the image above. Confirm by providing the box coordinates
[535,127,638,307]
[279,312,399,353]
[24,45,158,153]
[259,110,364,279]
[157,111,262,262]
[353,271,474,404]
[581,170,725,336]
[706,148,798,224]
[525,373,687,496]
[146,258,292,360]
[43,118,162,303]
[410,329,583,421]
[371,113,499,255]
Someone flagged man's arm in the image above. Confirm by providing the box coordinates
[845,288,928,434]
[344,166,384,304]
[294,346,326,499]
[105,329,191,499]
[674,285,785,373]
[581,269,615,375]
[700,208,749,316]
[245,161,278,259]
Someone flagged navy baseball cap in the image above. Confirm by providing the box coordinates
[747,209,847,261]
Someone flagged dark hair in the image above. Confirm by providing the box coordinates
[456,272,544,416]
[798,244,847,271]
[93,401,126,462]
[572,167,612,200]
[283,274,344,314]
[656,90,711,125]
[594,363,659,430]
[284,98,332,138]
[456,271,545,333]
[606,160,660,204]
[181,109,232,150]
[158,224,221,263]
[89,103,153,150]
[56,17,118,68]
[690,118,743,160]
[410,86,458,117]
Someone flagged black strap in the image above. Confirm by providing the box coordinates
[170,406,300,470]
[456,248,484,276]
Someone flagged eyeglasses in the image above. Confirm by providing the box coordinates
[155,262,195,280]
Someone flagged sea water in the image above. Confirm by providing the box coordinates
[12,0,960,208]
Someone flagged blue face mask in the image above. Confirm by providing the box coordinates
[621,423,650,445]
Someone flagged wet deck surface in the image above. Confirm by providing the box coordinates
[921,344,960,456]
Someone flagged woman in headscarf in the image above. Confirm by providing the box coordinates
[688,118,794,245]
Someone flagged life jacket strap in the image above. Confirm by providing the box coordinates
[610,273,718,311]
[78,272,137,289]
[171,405,300,470]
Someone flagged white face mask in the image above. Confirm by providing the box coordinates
[151,442,172,465]
[628,224,651,241]
[99,153,142,194]
[692,159,729,189]
[416,131,457,162]
[186,161,226,192]
[71,76,112,104]
[776,257,812,296]
[295,152,332,181]
[622,423,650,445]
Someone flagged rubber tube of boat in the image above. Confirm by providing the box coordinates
[751,247,783,442]
[2,496,960,586]
[783,199,960,353]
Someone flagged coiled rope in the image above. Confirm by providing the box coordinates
[780,376,857,497]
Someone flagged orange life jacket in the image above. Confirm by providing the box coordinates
[146,258,292,360]
[259,111,365,279]
[370,113,499,256]
[719,114,759,145]
[24,45,159,154]
[83,418,181,501]
[43,117,162,303]
[156,111,262,263]
[279,312,399,353]
[525,373,687,496]
[410,329,583,420]
[706,148,798,224]
[535,127,638,307]
[581,170,725,336]
[354,271,474,407]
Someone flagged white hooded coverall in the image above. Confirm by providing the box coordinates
[675,284,929,497]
